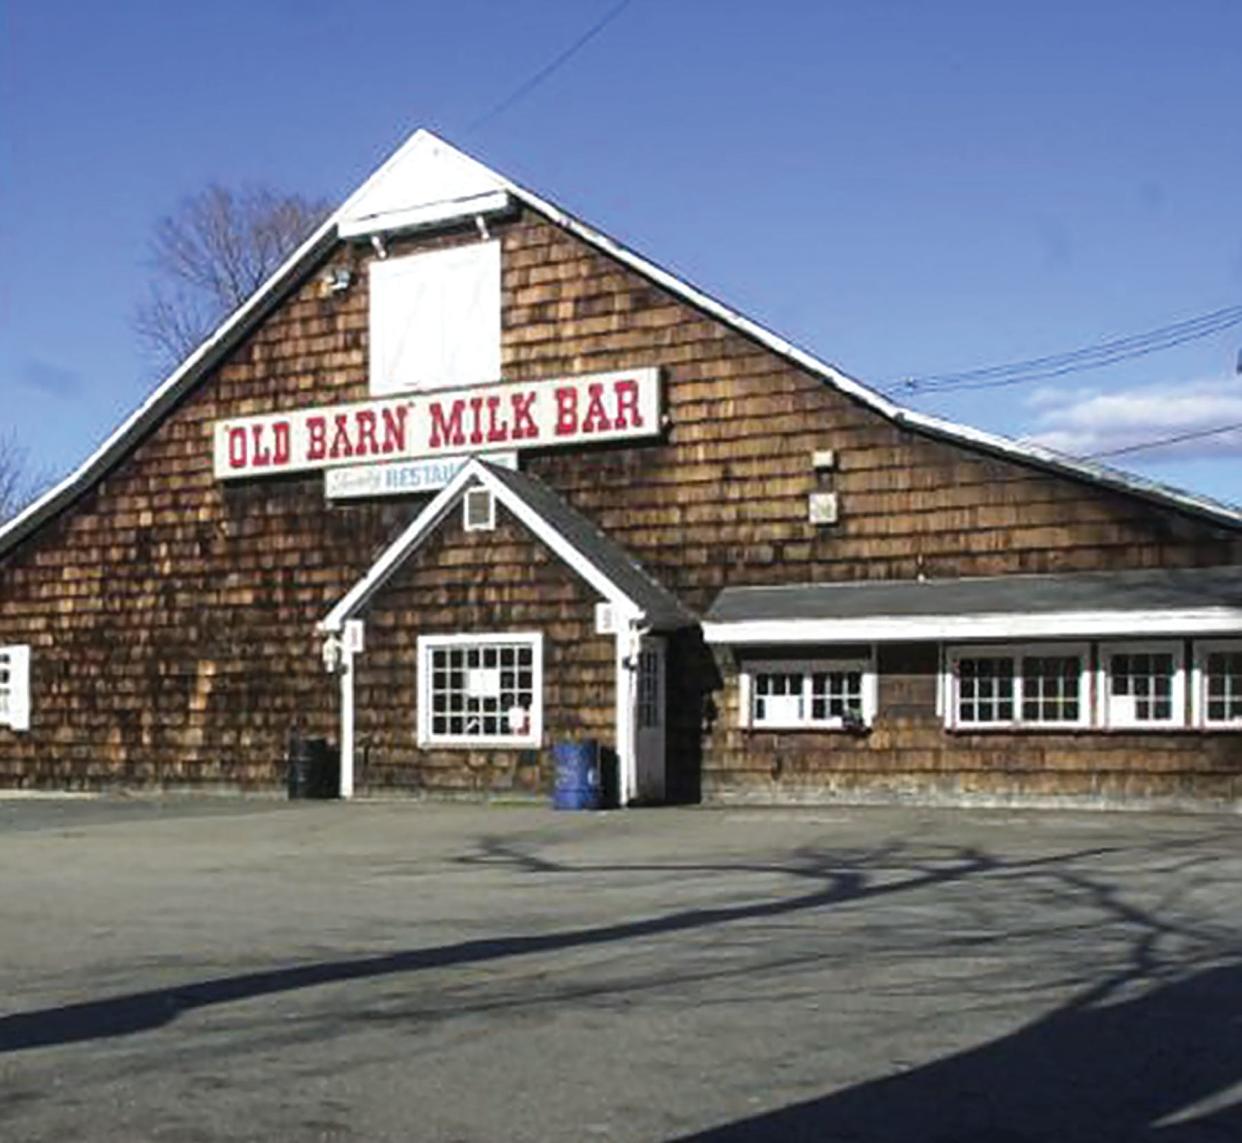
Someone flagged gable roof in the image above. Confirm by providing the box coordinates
[319,458,693,633]
[4,128,1241,563]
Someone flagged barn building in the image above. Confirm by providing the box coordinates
[3,130,1242,809]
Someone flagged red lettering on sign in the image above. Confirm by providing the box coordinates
[468,396,485,446]
[329,414,354,459]
[381,405,408,454]
[250,424,273,467]
[429,400,465,449]
[272,421,291,466]
[554,386,578,436]
[510,391,538,440]
[613,378,644,430]
[228,427,247,469]
[485,395,509,444]
[306,416,328,461]
[581,383,613,434]
[355,410,380,458]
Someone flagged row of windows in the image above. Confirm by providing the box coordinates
[946,641,1240,730]
[741,640,1242,732]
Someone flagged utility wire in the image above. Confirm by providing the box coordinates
[467,0,634,134]
[885,304,1242,397]
[1082,420,1242,460]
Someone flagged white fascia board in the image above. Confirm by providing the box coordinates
[9,126,1241,570]
[480,145,1242,532]
[319,458,645,632]
[318,461,480,632]
[489,476,642,620]
[0,128,453,561]
[338,190,511,239]
[703,608,1242,645]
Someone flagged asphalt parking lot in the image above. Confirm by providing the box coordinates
[1,797,1240,1142]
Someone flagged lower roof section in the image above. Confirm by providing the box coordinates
[704,565,1242,645]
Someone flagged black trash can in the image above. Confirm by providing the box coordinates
[286,736,339,799]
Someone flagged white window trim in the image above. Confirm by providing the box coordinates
[417,631,543,749]
[1097,640,1186,730]
[739,653,876,730]
[0,644,31,732]
[945,642,1091,731]
[1192,639,1242,729]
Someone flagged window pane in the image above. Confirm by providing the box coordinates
[1205,651,1242,723]
[1021,655,1082,723]
[1108,648,1176,723]
[957,657,1014,724]
[425,639,537,741]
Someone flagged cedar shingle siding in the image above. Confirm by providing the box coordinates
[2,168,1241,803]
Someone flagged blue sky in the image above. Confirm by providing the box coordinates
[3,0,1241,503]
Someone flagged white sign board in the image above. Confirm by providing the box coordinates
[324,452,517,500]
[212,368,661,481]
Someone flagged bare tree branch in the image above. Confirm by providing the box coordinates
[0,433,48,525]
[133,184,330,372]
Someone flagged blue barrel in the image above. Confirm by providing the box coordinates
[552,741,601,810]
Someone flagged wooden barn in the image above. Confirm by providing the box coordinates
[3,130,1242,809]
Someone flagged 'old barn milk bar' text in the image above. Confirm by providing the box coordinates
[212,368,660,479]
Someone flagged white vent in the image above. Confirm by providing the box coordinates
[809,491,839,525]
[595,602,618,635]
[464,487,496,532]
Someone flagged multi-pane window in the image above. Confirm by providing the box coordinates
[1022,655,1081,723]
[948,645,1087,729]
[1100,644,1182,728]
[1197,641,1242,727]
[746,658,873,728]
[0,645,30,732]
[956,656,1015,725]
[637,648,662,729]
[418,633,541,746]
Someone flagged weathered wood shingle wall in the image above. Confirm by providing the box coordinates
[0,205,1240,797]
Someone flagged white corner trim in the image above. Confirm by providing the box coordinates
[338,190,511,239]
[704,608,1242,646]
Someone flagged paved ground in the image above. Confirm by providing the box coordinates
[1,797,1241,1142]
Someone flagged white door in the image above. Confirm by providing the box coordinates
[635,637,666,802]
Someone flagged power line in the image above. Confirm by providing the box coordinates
[1082,420,1242,460]
[467,0,634,134]
[885,303,1242,397]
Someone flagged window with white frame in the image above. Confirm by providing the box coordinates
[1196,640,1242,728]
[742,656,875,729]
[0,645,31,732]
[1099,642,1184,728]
[369,240,501,395]
[417,633,542,747]
[947,645,1088,729]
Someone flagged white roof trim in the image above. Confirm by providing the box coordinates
[704,608,1242,646]
[5,128,1241,564]
[337,189,512,239]
[319,458,642,633]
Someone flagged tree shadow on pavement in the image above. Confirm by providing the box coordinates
[674,956,1242,1143]
[0,842,1087,1055]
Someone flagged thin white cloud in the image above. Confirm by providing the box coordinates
[1021,376,1242,459]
